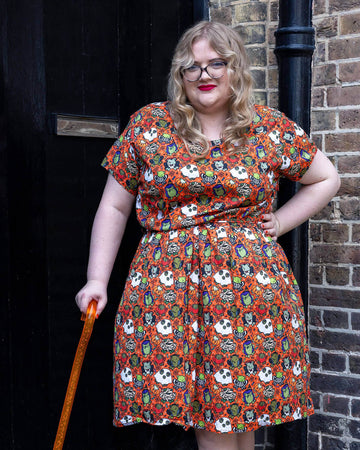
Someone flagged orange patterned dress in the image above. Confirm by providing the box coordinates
[102,101,316,434]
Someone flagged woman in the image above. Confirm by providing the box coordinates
[76,21,340,450]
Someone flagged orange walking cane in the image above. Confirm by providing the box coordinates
[53,300,98,449]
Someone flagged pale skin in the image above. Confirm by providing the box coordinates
[76,38,341,450]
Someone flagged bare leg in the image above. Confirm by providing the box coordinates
[195,429,255,450]
[237,431,255,450]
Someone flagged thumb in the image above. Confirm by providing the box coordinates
[92,294,107,316]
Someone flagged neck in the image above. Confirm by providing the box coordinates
[196,109,228,141]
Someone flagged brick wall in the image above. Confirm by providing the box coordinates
[210,0,279,108]
[209,1,360,449]
[308,2,360,449]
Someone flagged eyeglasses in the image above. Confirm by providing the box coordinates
[182,61,228,82]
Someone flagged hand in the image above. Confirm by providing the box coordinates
[75,280,108,316]
[260,212,280,241]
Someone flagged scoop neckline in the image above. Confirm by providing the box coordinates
[210,139,223,146]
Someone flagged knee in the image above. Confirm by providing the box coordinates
[195,429,238,450]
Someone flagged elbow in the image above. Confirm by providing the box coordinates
[333,172,341,196]
[336,174,341,192]
[326,162,341,198]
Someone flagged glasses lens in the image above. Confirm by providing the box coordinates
[207,61,226,79]
[183,61,227,81]
[183,66,201,82]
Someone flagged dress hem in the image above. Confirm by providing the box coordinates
[113,408,315,434]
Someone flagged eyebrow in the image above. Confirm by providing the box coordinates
[192,57,225,65]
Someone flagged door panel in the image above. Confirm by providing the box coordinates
[2,1,284,447]
[2,1,195,449]
[44,2,194,448]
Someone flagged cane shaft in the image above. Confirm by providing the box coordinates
[53,300,97,450]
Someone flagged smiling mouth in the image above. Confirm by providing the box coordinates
[198,85,216,91]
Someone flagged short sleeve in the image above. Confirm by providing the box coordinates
[275,114,318,182]
[101,117,141,196]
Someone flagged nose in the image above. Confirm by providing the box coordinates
[199,67,211,81]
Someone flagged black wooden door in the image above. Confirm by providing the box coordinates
[1,1,296,448]
[1,1,200,449]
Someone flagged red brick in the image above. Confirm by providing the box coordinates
[310,351,320,370]
[310,286,359,309]
[251,69,266,89]
[329,37,360,60]
[338,177,359,197]
[338,155,360,174]
[234,3,267,22]
[310,329,360,352]
[310,405,355,434]
[325,132,360,152]
[310,307,323,327]
[339,197,360,220]
[323,437,347,450]
[309,412,343,436]
[352,312,360,330]
[314,42,326,64]
[314,0,326,15]
[310,264,324,284]
[326,266,350,286]
[339,109,360,129]
[268,92,278,109]
[311,244,360,264]
[339,61,360,83]
[323,394,350,416]
[340,12,360,35]
[268,50,277,66]
[310,223,322,241]
[323,310,349,329]
[253,91,267,106]
[312,88,325,107]
[352,399,360,418]
[329,0,360,12]
[312,134,323,150]
[312,110,336,131]
[322,355,346,375]
[315,16,338,38]
[328,86,360,107]
[349,419,360,440]
[322,223,349,243]
[268,67,278,89]
[246,47,266,66]
[267,25,277,46]
[312,202,334,221]
[235,24,266,45]
[353,267,360,287]
[353,224,360,242]
[350,355,360,374]
[313,64,337,86]
[270,1,278,22]
[211,6,232,25]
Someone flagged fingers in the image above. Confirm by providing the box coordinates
[75,291,95,314]
[95,296,107,315]
[265,228,278,241]
[260,213,279,241]
[75,281,107,316]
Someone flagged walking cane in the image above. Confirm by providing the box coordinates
[53,300,98,449]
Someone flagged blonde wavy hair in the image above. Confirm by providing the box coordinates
[168,21,254,158]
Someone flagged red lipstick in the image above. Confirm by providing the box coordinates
[198,84,216,91]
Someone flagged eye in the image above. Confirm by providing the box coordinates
[210,61,226,69]
[186,65,200,73]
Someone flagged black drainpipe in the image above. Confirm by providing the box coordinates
[193,0,209,21]
[274,1,315,449]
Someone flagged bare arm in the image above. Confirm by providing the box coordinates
[262,150,341,239]
[75,174,135,314]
